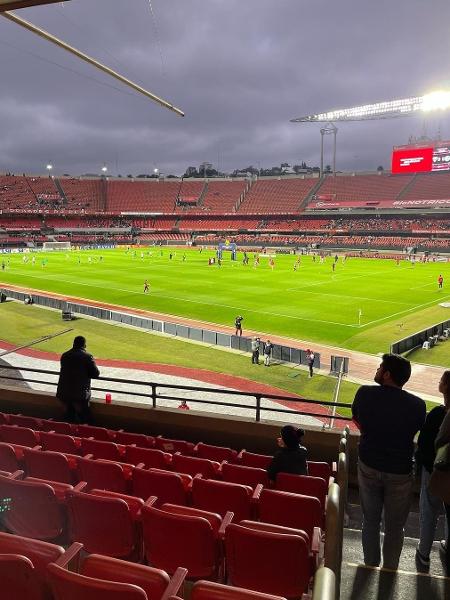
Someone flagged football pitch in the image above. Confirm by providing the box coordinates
[0,247,449,355]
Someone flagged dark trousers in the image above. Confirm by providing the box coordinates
[252,350,259,364]
[445,503,450,575]
[60,395,92,424]
[308,362,314,377]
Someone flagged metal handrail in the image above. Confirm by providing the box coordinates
[0,364,353,424]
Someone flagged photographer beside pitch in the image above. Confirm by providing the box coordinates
[352,353,426,570]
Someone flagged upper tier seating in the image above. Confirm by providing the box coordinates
[239,179,317,214]
[314,174,413,203]
[402,171,450,201]
[202,180,248,212]
[106,180,180,212]
[58,179,104,210]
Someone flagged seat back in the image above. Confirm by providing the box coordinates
[0,475,64,540]
[192,478,252,521]
[40,420,75,435]
[8,415,42,430]
[171,454,219,479]
[39,432,80,455]
[307,461,332,481]
[76,425,112,441]
[0,424,39,448]
[82,554,170,600]
[142,504,219,579]
[125,446,169,469]
[0,531,64,600]
[68,491,135,557]
[80,439,122,462]
[132,468,190,505]
[196,442,238,463]
[259,489,321,541]
[225,523,310,598]
[191,580,287,600]
[221,462,269,488]
[77,457,127,492]
[155,437,194,455]
[0,442,20,472]
[275,474,327,510]
[47,562,148,600]
[239,451,271,469]
[115,432,154,448]
[24,448,73,484]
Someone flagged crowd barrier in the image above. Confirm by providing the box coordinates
[391,319,450,354]
[1,287,321,370]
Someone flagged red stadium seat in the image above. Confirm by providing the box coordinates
[67,489,144,560]
[221,462,270,489]
[195,442,239,463]
[115,431,155,448]
[125,446,171,469]
[131,467,191,505]
[275,474,328,511]
[0,412,9,424]
[307,461,333,483]
[225,522,311,598]
[238,450,272,469]
[39,431,81,455]
[142,500,232,580]
[0,424,40,447]
[80,438,124,462]
[171,453,220,479]
[24,448,75,484]
[155,436,195,455]
[191,477,259,521]
[8,414,43,430]
[0,531,65,600]
[40,419,75,435]
[77,457,130,493]
[76,424,115,441]
[0,442,22,472]
[191,580,287,600]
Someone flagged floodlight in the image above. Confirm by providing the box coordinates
[291,90,450,122]
[101,165,108,173]
[0,1,67,10]
[46,163,53,171]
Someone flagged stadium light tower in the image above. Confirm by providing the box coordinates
[46,162,53,173]
[101,164,108,174]
[290,90,450,122]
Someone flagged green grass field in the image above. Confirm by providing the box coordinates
[0,247,449,359]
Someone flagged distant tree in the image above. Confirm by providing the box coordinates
[280,162,290,168]
[166,174,177,178]
[377,165,384,172]
[127,174,133,178]
[325,165,332,173]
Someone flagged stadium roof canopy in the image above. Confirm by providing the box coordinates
[0,0,67,10]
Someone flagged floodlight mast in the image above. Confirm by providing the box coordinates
[0,7,185,117]
[290,91,450,122]
[0,0,65,10]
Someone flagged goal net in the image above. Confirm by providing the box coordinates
[42,241,71,251]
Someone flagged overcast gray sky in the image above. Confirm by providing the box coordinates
[1,0,450,176]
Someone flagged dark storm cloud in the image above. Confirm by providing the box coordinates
[1,0,450,176]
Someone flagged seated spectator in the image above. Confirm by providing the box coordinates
[267,425,308,482]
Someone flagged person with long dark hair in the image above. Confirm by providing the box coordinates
[267,425,308,483]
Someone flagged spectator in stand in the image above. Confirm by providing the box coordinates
[267,425,308,483]
[352,354,426,570]
[434,380,450,575]
[178,399,190,410]
[415,370,450,570]
[56,336,100,424]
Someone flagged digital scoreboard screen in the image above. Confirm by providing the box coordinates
[392,141,450,173]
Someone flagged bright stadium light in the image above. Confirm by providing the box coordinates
[291,90,450,122]
[101,164,108,173]
[46,163,53,172]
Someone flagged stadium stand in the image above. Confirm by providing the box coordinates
[239,178,317,214]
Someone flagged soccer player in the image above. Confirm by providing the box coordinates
[143,280,150,294]
[269,257,275,271]
[438,274,444,289]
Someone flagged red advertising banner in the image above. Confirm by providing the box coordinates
[391,147,434,173]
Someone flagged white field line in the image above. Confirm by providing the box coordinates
[358,293,450,328]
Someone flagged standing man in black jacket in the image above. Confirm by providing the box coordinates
[56,336,100,424]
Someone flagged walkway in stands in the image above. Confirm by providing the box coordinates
[2,283,445,403]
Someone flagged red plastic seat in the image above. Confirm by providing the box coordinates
[225,522,311,598]
[238,451,271,469]
[40,420,75,435]
[39,431,81,455]
[275,474,327,511]
[125,446,171,469]
[0,442,21,472]
[0,424,39,447]
[191,477,258,521]
[258,489,322,544]
[195,442,239,463]
[115,431,155,448]
[67,489,143,560]
[48,548,187,600]
[132,467,191,505]
[8,414,43,430]
[191,580,287,600]
[24,448,75,484]
[307,461,333,483]
[0,472,70,541]
[76,424,115,441]
[155,436,195,455]
[77,457,130,492]
[142,501,232,580]
[80,438,124,462]
[221,462,270,489]
[0,531,65,600]
[171,453,220,479]
[0,412,9,424]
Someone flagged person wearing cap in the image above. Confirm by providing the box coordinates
[267,425,308,483]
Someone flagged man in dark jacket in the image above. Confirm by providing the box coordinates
[267,425,308,483]
[56,336,100,423]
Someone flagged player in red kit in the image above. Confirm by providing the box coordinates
[438,274,444,289]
